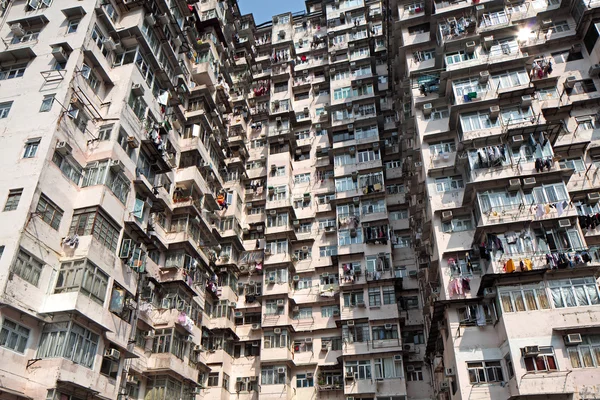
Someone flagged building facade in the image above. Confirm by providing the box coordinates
[393,0,600,398]
[1,0,600,400]
[0,0,421,400]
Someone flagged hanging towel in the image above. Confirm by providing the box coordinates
[476,305,487,326]
[536,205,544,219]
[505,259,515,273]
[544,204,551,214]
[523,258,533,271]
[556,201,564,217]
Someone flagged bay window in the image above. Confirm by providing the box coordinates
[460,111,500,132]
[501,106,533,125]
[374,357,402,379]
[435,175,464,192]
[54,259,109,304]
[261,366,287,385]
[499,284,551,312]
[549,277,600,308]
[264,329,288,348]
[345,360,371,379]
[343,322,370,343]
[152,328,188,359]
[37,321,99,368]
[567,335,600,368]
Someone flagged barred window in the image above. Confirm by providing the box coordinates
[36,194,63,230]
[12,248,43,286]
[69,207,121,251]
[54,259,109,304]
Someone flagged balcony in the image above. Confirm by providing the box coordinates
[476,199,577,228]
[146,352,198,381]
[261,346,293,362]
[437,16,477,45]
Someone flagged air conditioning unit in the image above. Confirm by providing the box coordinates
[394,355,403,361]
[345,371,355,379]
[251,323,260,330]
[321,341,331,351]
[51,46,68,62]
[384,324,393,330]
[274,327,282,334]
[276,299,285,307]
[110,160,125,172]
[271,164,277,171]
[145,330,155,338]
[565,76,577,89]
[406,365,415,372]
[357,301,365,307]
[512,134,524,145]
[441,211,453,222]
[489,105,500,119]
[55,141,72,156]
[559,219,571,228]
[234,311,243,318]
[483,287,496,298]
[349,146,356,155]
[589,64,600,77]
[445,368,455,376]
[440,381,450,390]
[423,103,432,116]
[507,178,521,191]
[465,41,476,53]
[347,320,355,327]
[293,306,300,313]
[305,337,313,343]
[408,270,418,278]
[479,71,490,83]
[404,343,415,352]
[588,192,600,204]
[353,196,360,205]
[145,14,157,26]
[10,23,25,37]
[293,275,300,281]
[277,367,286,374]
[102,37,118,51]
[565,333,583,345]
[523,345,540,356]
[269,210,277,216]
[105,349,121,359]
[522,177,536,188]
[521,95,533,108]
[132,84,145,96]
[333,309,340,316]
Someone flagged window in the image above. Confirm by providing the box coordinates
[334,87,352,100]
[549,277,600,308]
[11,248,43,286]
[39,94,55,112]
[69,207,121,251]
[52,152,82,185]
[261,366,287,385]
[406,365,423,381]
[128,90,147,120]
[37,321,99,369]
[460,111,500,132]
[0,101,13,119]
[3,189,22,212]
[222,373,230,391]
[36,194,63,230]
[467,361,504,383]
[499,284,551,312]
[345,360,372,379]
[567,335,600,368]
[442,216,473,232]
[23,138,40,158]
[294,173,311,184]
[425,107,449,120]
[321,305,340,317]
[0,63,26,80]
[369,287,381,306]
[343,291,365,307]
[55,260,109,304]
[372,325,399,340]
[82,160,130,204]
[67,18,80,33]
[207,373,219,386]
[274,82,288,93]
[382,286,395,304]
[559,157,585,172]
[0,319,30,353]
[296,373,314,387]
[374,357,402,379]
[524,346,557,372]
[435,175,464,192]
[505,354,515,379]
[100,347,121,379]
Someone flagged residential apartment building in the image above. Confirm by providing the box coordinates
[0,1,420,400]
[393,0,600,398]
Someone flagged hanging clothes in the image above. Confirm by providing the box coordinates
[523,258,533,271]
[505,259,516,273]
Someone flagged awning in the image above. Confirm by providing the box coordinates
[61,6,86,18]
[0,386,32,400]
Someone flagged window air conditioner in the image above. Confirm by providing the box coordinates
[52,46,68,62]
[521,95,533,108]
[406,365,415,372]
[588,192,600,204]
[384,324,393,330]
[507,178,521,191]
[423,103,432,116]
[55,141,72,156]
[589,64,600,77]
[132,84,145,96]
[444,368,455,376]
[105,349,121,359]
[564,333,583,345]
[305,337,313,343]
[522,345,540,356]
[489,105,500,118]
[565,76,577,88]
[276,299,285,307]
[408,270,418,277]
[274,327,282,334]
[558,219,571,228]
[404,343,415,352]
[512,134,524,145]
[251,323,260,330]
[441,211,453,222]
[479,71,490,83]
[277,367,286,374]
[10,23,25,37]
[102,37,118,51]
[234,311,243,318]
[394,355,403,361]
[522,177,536,188]
[110,160,125,172]
[347,320,355,327]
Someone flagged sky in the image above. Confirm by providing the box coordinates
[238,0,307,25]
